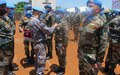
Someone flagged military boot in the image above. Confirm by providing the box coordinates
[56,67,65,75]
[46,52,53,60]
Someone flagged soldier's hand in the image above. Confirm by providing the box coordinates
[19,27,23,33]
[95,63,98,69]
[52,23,59,28]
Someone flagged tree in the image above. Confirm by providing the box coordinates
[15,2,27,13]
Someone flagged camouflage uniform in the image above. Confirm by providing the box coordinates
[44,11,54,59]
[8,13,16,34]
[0,15,14,75]
[19,16,34,61]
[69,12,75,30]
[73,13,81,41]
[105,16,120,74]
[78,14,108,75]
[54,17,69,74]
[6,13,16,71]
[64,13,72,30]
[28,17,55,75]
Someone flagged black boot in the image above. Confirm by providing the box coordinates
[56,67,65,75]
[9,63,19,71]
[104,64,109,73]
[8,71,15,75]
[100,63,109,74]
[109,72,116,75]
[29,57,35,64]
[46,52,52,60]
[108,68,116,75]
[26,55,31,64]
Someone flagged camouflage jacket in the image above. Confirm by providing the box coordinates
[73,13,82,27]
[19,16,31,31]
[54,18,69,46]
[109,16,120,44]
[7,14,16,35]
[43,11,55,27]
[0,16,14,45]
[78,14,108,63]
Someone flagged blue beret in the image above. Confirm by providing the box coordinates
[33,7,43,13]
[25,10,32,18]
[44,5,52,9]
[0,0,6,5]
[87,0,102,8]
[6,3,15,9]
[55,8,65,14]
[24,4,32,10]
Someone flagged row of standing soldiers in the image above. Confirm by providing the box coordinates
[0,0,120,75]
[18,4,69,75]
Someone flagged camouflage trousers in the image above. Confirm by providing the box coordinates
[55,40,67,68]
[33,42,46,75]
[78,46,101,75]
[24,40,34,58]
[46,35,53,54]
[9,37,15,71]
[106,43,120,72]
[0,38,14,75]
[73,26,79,41]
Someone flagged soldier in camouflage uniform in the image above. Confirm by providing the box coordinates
[102,14,120,75]
[78,0,108,75]
[54,9,69,75]
[19,10,34,64]
[43,5,54,59]
[0,0,15,75]
[6,3,19,72]
[27,7,58,75]
[64,12,71,30]
[73,7,81,41]
[69,12,74,30]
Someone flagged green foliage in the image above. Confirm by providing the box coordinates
[15,2,26,14]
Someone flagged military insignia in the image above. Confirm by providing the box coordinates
[88,23,97,30]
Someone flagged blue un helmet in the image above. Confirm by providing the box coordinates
[0,0,6,5]
[55,8,65,15]
[86,0,102,8]
[24,4,32,11]
[44,5,52,13]
[24,4,32,15]
[6,3,15,15]
[55,8,65,23]
[0,0,7,16]
[44,5,52,9]
[25,10,32,18]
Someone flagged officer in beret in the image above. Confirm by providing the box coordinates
[78,0,108,75]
